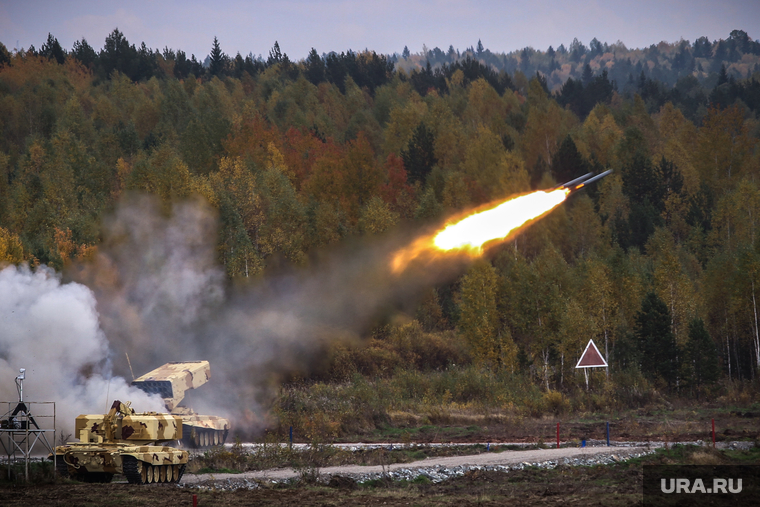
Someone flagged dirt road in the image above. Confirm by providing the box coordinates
[182,444,653,483]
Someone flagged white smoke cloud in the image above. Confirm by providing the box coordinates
[0,264,164,443]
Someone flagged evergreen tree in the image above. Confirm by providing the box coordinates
[685,318,719,388]
[635,292,679,388]
[581,63,593,85]
[100,28,138,80]
[0,42,9,68]
[717,63,728,86]
[267,41,283,66]
[209,36,227,76]
[40,33,66,64]
[401,123,437,185]
[72,38,97,68]
[305,48,325,85]
[402,46,410,59]
[553,135,587,183]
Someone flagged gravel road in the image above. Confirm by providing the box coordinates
[181,444,655,489]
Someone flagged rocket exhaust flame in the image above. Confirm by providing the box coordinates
[391,171,611,273]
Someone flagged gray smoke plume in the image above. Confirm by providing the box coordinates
[0,264,164,441]
[20,193,456,439]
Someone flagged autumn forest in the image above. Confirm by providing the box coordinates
[2,30,760,433]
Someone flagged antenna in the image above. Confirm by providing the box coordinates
[15,368,26,402]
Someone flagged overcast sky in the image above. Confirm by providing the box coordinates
[2,0,759,61]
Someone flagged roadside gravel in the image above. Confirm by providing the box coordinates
[180,444,655,490]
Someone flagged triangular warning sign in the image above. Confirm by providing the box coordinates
[575,339,608,368]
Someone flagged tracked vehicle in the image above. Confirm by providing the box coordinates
[131,361,230,448]
[54,400,188,484]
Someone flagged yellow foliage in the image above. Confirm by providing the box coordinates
[383,100,428,156]
[358,196,398,234]
[577,106,621,167]
[0,227,25,265]
[654,103,699,195]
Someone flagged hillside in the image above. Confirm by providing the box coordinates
[1,29,759,437]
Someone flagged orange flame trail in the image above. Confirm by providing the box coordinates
[391,188,570,273]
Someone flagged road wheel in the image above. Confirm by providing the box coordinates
[146,464,154,483]
[166,464,173,482]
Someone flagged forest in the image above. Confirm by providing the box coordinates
[1,29,760,436]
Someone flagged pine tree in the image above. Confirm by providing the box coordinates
[40,33,65,64]
[209,36,227,76]
[685,318,719,388]
[100,28,138,80]
[717,64,728,86]
[635,292,679,388]
[401,123,437,185]
[553,135,586,183]
[267,41,283,66]
[305,48,325,85]
[72,38,97,68]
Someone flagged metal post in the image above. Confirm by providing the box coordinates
[25,417,29,481]
[712,419,716,448]
[606,421,610,447]
[556,422,560,449]
[289,426,293,449]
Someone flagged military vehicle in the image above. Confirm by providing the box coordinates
[131,361,230,448]
[54,400,188,484]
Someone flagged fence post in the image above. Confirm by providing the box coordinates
[556,422,560,449]
[606,421,610,447]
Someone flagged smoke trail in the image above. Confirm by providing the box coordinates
[70,193,453,438]
[0,264,164,441]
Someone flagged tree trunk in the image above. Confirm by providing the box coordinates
[753,279,760,369]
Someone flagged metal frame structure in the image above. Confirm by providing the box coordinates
[0,401,56,480]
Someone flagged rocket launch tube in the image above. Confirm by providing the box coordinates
[552,172,593,190]
[551,170,612,192]
[570,169,613,191]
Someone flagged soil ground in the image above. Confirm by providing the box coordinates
[4,445,760,506]
[2,408,758,506]
[0,462,647,507]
